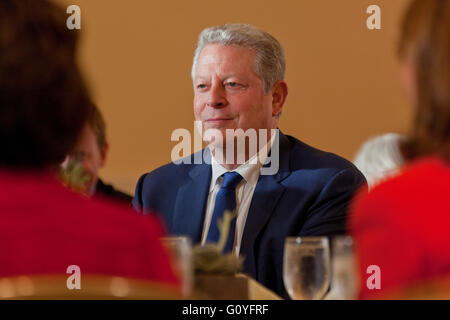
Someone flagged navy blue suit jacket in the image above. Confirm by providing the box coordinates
[133,132,366,298]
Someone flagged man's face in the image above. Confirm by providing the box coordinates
[193,44,278,146]
[71,124,106,195]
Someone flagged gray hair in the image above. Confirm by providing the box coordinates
[191,23,285,93]
[353,133,406,190]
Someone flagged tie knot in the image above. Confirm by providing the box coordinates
[221,172,243,190]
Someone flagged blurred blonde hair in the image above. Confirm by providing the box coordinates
[398,0,450,161]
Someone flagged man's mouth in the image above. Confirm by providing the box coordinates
[205,117,234,125]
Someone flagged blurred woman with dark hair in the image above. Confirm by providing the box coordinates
[0,0,179,289]
[351,0,450,299]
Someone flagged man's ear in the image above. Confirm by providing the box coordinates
[100,142,109,168]
[271,81,288,117]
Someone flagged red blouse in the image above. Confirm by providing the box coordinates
[350,157,450,299]
[0,168,179,287]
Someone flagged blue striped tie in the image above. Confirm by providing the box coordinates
[206,171,243,253]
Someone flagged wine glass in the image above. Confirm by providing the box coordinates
[160,236,193,297]
[329,235,358,300]
[283,237,330,300]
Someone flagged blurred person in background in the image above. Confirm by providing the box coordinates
[351,0,450,299]
[353,133,406,190]
[0,0,179,289]
[62,103,133,205]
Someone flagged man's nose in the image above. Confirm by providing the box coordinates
[206,83,227,108]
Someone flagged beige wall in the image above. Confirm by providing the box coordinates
[57,0,412,195]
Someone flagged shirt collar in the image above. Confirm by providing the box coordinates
[208,134,276,192]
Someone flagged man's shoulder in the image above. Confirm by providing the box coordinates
[95,179,133,204]
[285,134,360,173]
[279,133,366,191]
[137,149,210,186]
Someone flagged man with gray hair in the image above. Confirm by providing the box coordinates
[134,23,366,298]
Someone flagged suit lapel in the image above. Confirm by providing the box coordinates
[172,151,212,244]
[240,131,292,276]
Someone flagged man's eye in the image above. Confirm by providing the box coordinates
[197,84,207,89]
[226,82,239,87]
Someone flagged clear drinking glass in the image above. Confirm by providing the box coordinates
[160,236,193,297]
[329,235,358,300]
[283,237,330,300]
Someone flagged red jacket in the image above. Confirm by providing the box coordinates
[0,168,179,287]
[350,157,450,299]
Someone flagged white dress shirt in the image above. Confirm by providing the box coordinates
[200,137,274,256]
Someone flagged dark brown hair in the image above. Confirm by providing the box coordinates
[0,0,91,168]
[398,0,450,161]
